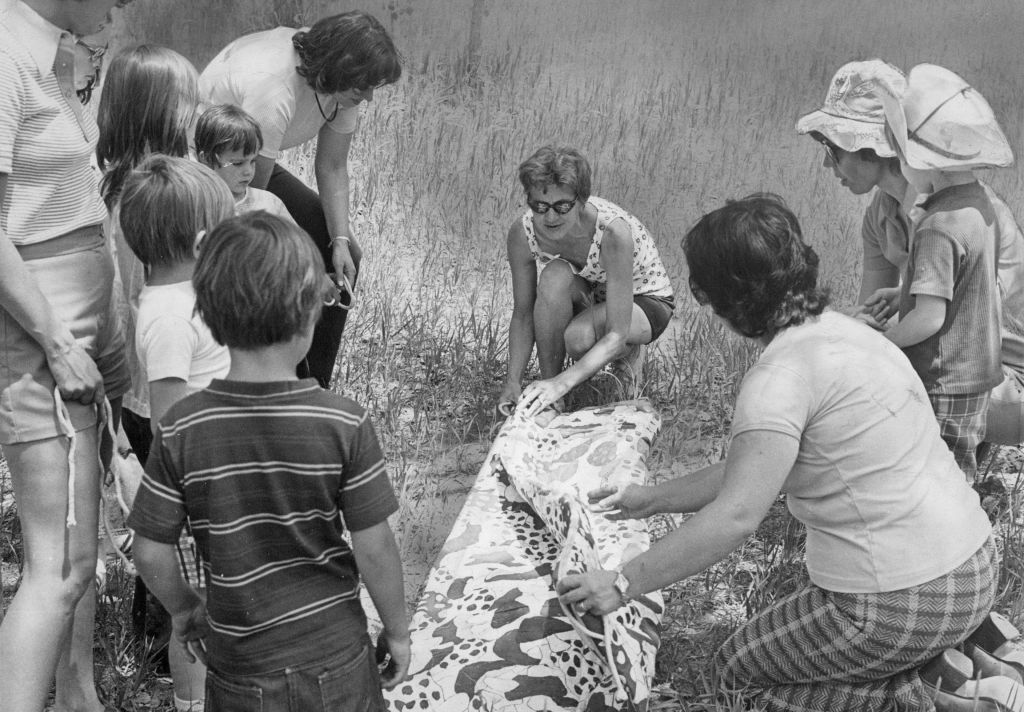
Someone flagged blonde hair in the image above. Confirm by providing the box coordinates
[118,155,233,267]
[97,45,200,208]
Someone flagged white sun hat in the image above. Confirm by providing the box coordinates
[796,59,906,157]
[878,63,1014,171]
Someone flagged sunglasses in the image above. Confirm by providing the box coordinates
[528,196,578,215]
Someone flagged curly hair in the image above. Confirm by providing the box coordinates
[292,11,402,94]
[194,212,326,349]
[517,146,592,202]
[96,45,199,209]
[683,193,829,339]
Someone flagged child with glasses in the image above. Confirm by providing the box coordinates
[196,104,292,219]
[501,145,675,418]
[128,210,409,711]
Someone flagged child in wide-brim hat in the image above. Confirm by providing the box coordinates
[876,63,1013,478]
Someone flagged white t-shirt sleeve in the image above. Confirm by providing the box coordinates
[138,315,199,383]
[229,72,296,160]
[730,361,812,443]
[323,105,359,136]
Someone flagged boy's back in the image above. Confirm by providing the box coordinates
[128,378,398,676]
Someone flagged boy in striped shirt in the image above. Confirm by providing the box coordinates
[128,211,409,710]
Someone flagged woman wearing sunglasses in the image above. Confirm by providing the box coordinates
[558,194,997,712]
[499,145,675,418]
[199,11,401,389]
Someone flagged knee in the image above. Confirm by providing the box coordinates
[535,261,576,304]
[564,320,596,360]
[20,556,95,612]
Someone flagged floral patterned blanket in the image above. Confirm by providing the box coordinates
[384,400,664,711]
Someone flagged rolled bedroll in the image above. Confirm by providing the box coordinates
[383,399,664,711]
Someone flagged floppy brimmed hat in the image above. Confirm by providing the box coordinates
[796,59,906,157]
[878,63,1013,171]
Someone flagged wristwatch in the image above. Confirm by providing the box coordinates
[613,568,631,605]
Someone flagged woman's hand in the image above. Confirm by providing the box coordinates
[47,341,104,406]
[556,570,622,616]
[331,236,360,296]
[518,377,570,419]
[587,484,659,519]
[496,380,522,417]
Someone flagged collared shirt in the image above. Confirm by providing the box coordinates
[0,1,107,244]
[199,27,359,161]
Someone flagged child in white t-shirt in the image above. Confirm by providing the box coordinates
[196,104,293,219]
[118,154,235,711]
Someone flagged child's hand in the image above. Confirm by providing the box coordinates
[376,632,411,689]
[862,287,900,322]
[172,595,210,666]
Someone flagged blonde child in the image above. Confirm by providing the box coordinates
[129,211,410,710]
[119,154,235,711]
[195,104,292,219]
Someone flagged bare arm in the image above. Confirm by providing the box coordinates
[588,460,726,519]
[882,294,946,347]
[498,222,538,407]
[352,520,409,688]
[0,174,104,404]
[315,126,358,287]
[134,535,209,663]
[558,430,797,613]
[556,218,635,386]
[148,377,192,435]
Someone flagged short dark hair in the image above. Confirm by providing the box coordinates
[292,11,402,94]
[517,146,592,203]
[118,155,233,268]
[683,193,829,339]
[194,212,326,349]
[195,104,263,165]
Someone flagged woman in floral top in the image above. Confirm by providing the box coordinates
[500,145,674,417]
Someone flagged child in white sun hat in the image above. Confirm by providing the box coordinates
[796,59,909,326]
[876,63,1014,478]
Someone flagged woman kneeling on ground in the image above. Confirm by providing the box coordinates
[499,146,675,417]
[556,194,996,711]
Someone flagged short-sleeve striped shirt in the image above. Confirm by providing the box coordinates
[127,378,398,675]
[199,27,359,161]
[0,2,107,244]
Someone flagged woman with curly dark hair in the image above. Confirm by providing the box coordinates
[556,194,998,711]
[200,11,401,388]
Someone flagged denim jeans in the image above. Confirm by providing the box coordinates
[205,636,385,712]
[267,164,361,390]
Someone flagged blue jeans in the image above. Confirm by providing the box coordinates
[205,636,385,712]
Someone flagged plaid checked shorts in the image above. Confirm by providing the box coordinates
[715,535,997,712]
[929,391,990,479]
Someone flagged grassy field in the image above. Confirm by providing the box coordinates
[4,0,1024,708]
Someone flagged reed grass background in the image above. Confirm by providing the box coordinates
[4,0,1024,708]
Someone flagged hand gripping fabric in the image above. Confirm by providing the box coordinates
[384,399,664,711]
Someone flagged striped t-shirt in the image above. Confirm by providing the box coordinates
[0,2,107,244]
[127,378,398,675]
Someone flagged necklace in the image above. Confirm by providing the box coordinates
[315,93,339,122]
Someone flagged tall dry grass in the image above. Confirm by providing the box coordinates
[4,0,1024,708]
